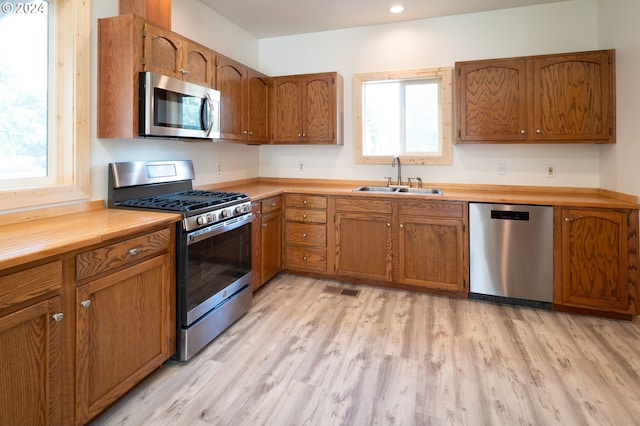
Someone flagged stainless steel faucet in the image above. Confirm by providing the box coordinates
[391,156,401,185]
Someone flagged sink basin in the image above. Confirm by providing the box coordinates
[352,186,399,193]
[352,186,443,195]
[397,187,444,195]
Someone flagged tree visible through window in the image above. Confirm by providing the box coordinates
[0,0,49,180]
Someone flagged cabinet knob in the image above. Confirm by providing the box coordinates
[564,217,571,222]
[303,200,307,205]
[248,131,253,135]
[302,133,306,137]
[271,202,277,207]
[262,223,268,227]
[303,255,308,261]
[242,130,248,134]
[80,300,92,309]
[520,129,526,134]
[303,214,307,219]
[302,233,307,238]
[52,313,64,322]
[386,223,391,227]
[298,133,302,137]
[129,248,138,256]
[400,223,404,229]
[536,129,542,134]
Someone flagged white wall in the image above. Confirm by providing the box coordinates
[597,0,640,198]
[89,0,261,202]
[258,0,605,188]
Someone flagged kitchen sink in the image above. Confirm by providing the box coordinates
[352,186,443,195]
[396,187,444,195]
[352,186,399,192]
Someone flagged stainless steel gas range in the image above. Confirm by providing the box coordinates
[108,160,253,361]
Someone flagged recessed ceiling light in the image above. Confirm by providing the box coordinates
[390,5,404,14]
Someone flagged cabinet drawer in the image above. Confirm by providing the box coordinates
[285,223,326,247]
[284,246,327,272]
[285,208,327,224]
[261,196,282,214]
[0,261,62,310]
[336,197,392,214]
[76,228,171,281]
[285,194,327,209]
[398,200,464,219]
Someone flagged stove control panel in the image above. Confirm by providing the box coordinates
[184,200,252,231]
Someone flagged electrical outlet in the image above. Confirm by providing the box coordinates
[496,162,506,175]
[216,162,222,175]
[298,161,304,172]
[545,163,556,178]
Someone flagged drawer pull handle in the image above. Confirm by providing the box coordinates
[52,313,64,322]
[303,214,307,219]
[303,200,307,205]
[302,233,307,238]
[271,202,277,207]
[129,248,138,256]
[80,300,92,309]
[303,255,308,261]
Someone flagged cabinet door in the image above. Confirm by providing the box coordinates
[456,58,528,142]
[335,211,393,282]
[557,209,632,313]
[216,55,247,141]
[143,23,182,79]
[0,296,62,426]
[75,255,172,424]
[533,51,614,142]
[303,74,335,143]
[398,216,466,293]
[247,69,270,143]
[182,40,212,87]
[272,76,303,143]
[261,209,282,285]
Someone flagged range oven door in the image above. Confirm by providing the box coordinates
[176,214,253,361]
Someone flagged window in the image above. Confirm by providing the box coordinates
[0,0,90,212]
[354,67,453,165]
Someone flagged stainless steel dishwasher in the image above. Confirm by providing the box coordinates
[469,203,553,307]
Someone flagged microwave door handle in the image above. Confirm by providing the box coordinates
[203,93,214,137]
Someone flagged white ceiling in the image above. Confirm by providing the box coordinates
[198,0,569,38]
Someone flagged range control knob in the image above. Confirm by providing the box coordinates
[234,206,242,215]
[220,209,229,218]
[196,215,208,225]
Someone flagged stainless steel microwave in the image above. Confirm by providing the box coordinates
[139,72,220,140]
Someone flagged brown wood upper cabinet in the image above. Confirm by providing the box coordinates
[456,49,615,144]
[143,23,213,87]
[215,55,270,143]
[98,14,213,138]
[271,72,344,145]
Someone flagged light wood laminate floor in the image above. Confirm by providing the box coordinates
[94,273,640,425]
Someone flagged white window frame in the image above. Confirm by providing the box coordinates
[354,67,453,165]
[0,0,90,212]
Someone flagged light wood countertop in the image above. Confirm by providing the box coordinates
[203,179,640,209]
[0,207,181,271]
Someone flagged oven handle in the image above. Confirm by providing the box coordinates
[187,213,254,245]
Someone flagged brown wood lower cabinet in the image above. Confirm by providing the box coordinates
[398,207,468,293]
[252,196,282,290]
[75,254,173,424]
[554,207,638,316]
[0,295,63,425]
[0,260,64,426]
[283,194,328,272]
[333,197,468,295]
[335,198,393,281]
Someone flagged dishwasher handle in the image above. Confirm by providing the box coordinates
[490,210,530,221]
